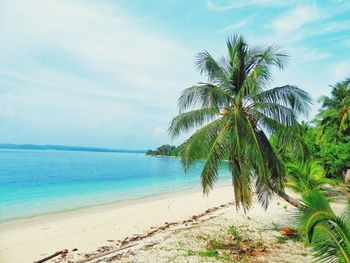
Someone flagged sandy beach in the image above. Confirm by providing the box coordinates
[0,184,316,263]
[1,184,234,263]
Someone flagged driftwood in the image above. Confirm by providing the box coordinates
[76,243,137,263]
[34,250,67,263]
[277,190,304,209]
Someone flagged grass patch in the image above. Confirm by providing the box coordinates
[198,248,218,257]
[228,225,241,240]
[186,249,196,256]
[185,225,267,262]
[276,231,303,244]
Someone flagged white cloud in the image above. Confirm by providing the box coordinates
[291,48,331,63]
[333,62,350,80]
[0,0,194,93]
[207,0,290,11]
[271,5,320,33]
[0,0,199,148]
[218,16,253,32]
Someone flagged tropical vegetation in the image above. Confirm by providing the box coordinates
[285,160,335,195]
[146,144,180,156]
[311,79,350,178]
[269,79,350,179]
[315,79,350,135]
[162,34,350,262]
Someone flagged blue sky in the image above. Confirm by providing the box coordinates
[0,0,349,149]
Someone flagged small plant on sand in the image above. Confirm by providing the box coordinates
[228,225,241,240]
[286,159,335,194]
[186,249,196,256]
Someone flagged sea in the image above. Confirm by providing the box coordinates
[0,149,230,222]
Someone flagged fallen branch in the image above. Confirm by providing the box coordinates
[76,243,137,263]
[34,250,66,263]
[277,190,305,209]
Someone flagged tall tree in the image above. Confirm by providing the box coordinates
[169,35,311,211]
[316,78,350,136]
[313,79,350,178]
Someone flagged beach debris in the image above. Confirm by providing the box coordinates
[120,237,129,246]
[71,201,235,262]
[34,249,67,263]
[279,227,296,236]
[143,242,157,249]
[105,253,122,262]
[97,246,111,253]
[203,237,267,261]
[76,243,137,263]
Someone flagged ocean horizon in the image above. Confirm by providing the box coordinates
[0,149,230,222]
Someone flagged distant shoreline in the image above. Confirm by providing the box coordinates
[0,143,146,154]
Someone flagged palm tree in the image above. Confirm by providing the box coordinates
[286,160,335,194]
[295,190,350,262]
[316,79,350,136]
[169,35,312,211]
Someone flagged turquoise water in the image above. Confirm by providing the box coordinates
[0,149,230,222]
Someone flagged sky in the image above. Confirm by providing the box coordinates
[0,0,349,150]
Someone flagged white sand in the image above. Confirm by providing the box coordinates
[0,184,237,263]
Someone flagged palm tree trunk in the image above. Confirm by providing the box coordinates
[277,190,305,209]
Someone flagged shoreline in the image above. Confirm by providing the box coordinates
[0,180,231,227]
[0,182,234,263]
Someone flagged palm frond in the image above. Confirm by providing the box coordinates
[254,45,288,70]
[294,190,350,263]
[195,51,230,88]
[169,108,219,138]
[285,160,331,195]
[257,114,306,160]
[253,102,299,127]
[178,83,230,112]
[201,124,231,193]
[225,35,248,93]
[254,85,312,117]
[229,157,253,211]
[255,130,285,208]
[178,118,225,171]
